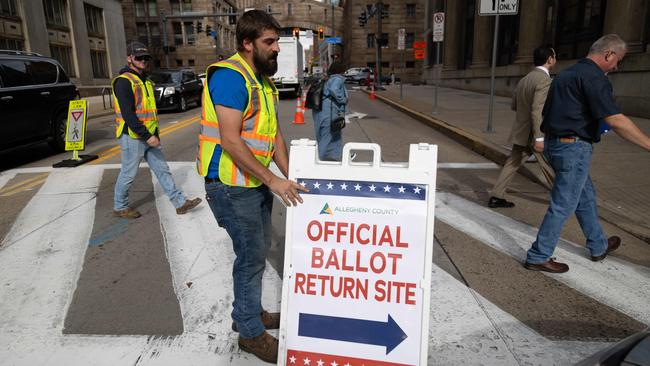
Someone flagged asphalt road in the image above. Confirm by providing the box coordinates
[0,88,648,365]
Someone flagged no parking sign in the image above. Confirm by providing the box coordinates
[279,141,437,365]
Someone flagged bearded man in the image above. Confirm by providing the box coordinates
[195,10,308,364]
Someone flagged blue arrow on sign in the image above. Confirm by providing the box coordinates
[298,313,407,354]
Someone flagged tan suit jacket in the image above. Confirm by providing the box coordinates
[508,68,551,146]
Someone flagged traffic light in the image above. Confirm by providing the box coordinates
[318,27,324,40]
[358,10,367,27]
[228,7,237,25]
[206,25,213,37]
[293,27,300,39]
[196,21,203,33]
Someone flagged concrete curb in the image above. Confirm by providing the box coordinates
[366,89,650,243]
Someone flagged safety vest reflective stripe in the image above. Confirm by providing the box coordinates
[111,71,158,139]
[195,53,278,186]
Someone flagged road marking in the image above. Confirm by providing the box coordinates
[438,162,499,169]
[0,172,49,196]
[436,191,650,325]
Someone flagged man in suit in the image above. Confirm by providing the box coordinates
[488,46,557,208]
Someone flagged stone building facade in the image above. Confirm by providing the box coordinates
[343,1,426,83]
[0,0,126,88]
[421,0,650,118]
[121,0,344,75]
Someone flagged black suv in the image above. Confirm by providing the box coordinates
[0,50,78,152]
[149,69,202,112]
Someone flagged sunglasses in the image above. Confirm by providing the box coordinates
[134,55,151,61]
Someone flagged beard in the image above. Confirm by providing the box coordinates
[253,46,278,76]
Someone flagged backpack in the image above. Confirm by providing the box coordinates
[304,77,326,111]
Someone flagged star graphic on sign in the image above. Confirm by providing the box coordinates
[327,182,334,189]
[289,356,297,364]
[330,361,338,366]
[354,183,362,191]
[413,186,422,194]
[313,182,321,189]
[369,184,376,192]
[398,186,406,193]
[344,363,351,366]
[317,360,324,366]
[340,183,348,190]
[299,181,307,187]
[303,357,311,365]
[383,185,392,192]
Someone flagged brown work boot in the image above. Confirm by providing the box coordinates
[112,207,141,219]
[232,310,281,332]
[238,331,278,363]
[176,197,202,215]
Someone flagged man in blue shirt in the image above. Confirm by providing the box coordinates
[524,34,650,273]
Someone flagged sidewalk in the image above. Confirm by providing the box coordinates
[369,84,650,242]
[84,94,114,120]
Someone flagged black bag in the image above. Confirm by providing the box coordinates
[330,115,346,133]
[304,78,325,111]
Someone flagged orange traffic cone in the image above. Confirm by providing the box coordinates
[292,96,305,124]
[369,82,377,100]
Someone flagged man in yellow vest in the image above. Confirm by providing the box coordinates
[196,11,307,363]
[112,42,201,218]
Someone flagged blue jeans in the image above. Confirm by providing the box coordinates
[205,181,273,339]
[114,134,186,211]
[526,138,608,264]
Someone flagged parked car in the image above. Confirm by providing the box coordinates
[344,67,373,84]
[0,50,79,152]
[358,71,400,86]
[198,72,206,86]
[149,69,202,112]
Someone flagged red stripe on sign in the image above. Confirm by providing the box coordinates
[286,349,412,366]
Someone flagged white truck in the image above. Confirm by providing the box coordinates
[272,36,304,97]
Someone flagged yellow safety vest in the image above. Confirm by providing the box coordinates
[196,53,279,187]
[111,72,158,138]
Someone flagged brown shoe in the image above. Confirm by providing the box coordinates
[112,207,141,219]
[176,197,201,215]
[238,331,278,363]
[232,310,280,332]
[591,236,621,262]
[524,258,569,273]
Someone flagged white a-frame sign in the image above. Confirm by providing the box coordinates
[279,140,437,365]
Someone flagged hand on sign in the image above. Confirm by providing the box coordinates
[269,176,309,207]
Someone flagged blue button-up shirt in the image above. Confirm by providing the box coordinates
[541,58,620,143]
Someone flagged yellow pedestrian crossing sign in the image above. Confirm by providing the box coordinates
[65,100,87,151]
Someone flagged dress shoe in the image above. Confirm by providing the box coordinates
[232,310,280,332]
[238,331,278,363]
[112,207,141,219]
[488,196,515,208]
[176,197,202,215]
[524,258,569,273]
[591,236,621,262]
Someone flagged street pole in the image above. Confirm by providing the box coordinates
[161,11,169,68]
[400,49,404,100]
[375,1,382,90]
[487,14,499,133]
[433,43,439,114]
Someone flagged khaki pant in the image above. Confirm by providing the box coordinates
[491,144,555,199]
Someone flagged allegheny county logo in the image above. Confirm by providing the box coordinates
[320,203,333,215]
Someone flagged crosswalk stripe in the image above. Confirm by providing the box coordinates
[435,191,650,326]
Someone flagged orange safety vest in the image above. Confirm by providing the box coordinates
[196,53,279,187]
[111,72,158,138]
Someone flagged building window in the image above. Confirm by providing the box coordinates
[171,0,191,15]
[176,59,183,66]
[0,0,18,16]
[266,5,272,13]
[188,59,195,66]
[150,22,160,46]
[406,3,416,17]
[84,3,104,37]
[405,33,415,49]
[90,50,108,78]
[308,5,311,14]
[287,3,292,16]
[50,44,74,76]
[184,21,195,45]
[367,33,375,48]
[173,22,183,45]
[553,0,606,60]
[134,0,145,17]
[43,0,68,27]
[147,0,157,16]
[405,61,415,68]
[0,36,23,50]
[381,32,388,48]
[136,22,148,45]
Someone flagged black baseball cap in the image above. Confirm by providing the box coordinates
[126,42,150,57]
